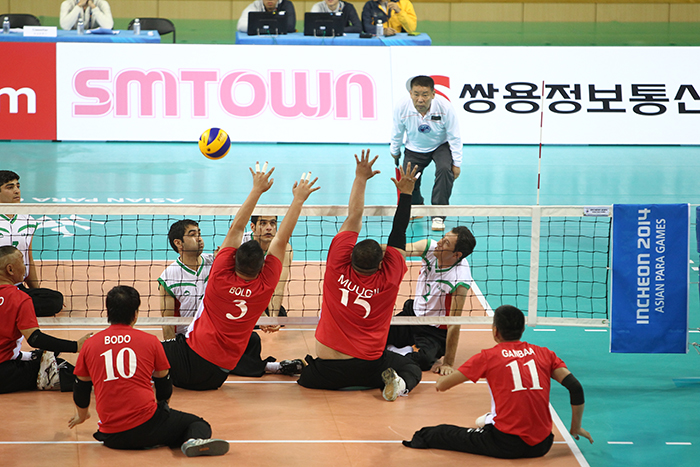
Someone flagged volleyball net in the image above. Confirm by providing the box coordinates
[9,204,612,328]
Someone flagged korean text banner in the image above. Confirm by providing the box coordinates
[611,204,689,354]
[391,46,700,145]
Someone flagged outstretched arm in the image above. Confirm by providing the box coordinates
[221,162,274,251]
[435,368,467,392]
[267,173,320,263]
[553,367,594,444]
[339,150,380,234]
[386,163,418,254]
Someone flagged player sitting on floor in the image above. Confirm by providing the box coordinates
[162,163,319,390]
[158,219,300,377]
[0,245,90,394]
[403,304,593,458]
[242,214,293,332]
[386,226,476,375]
[297,151,422,401]
[0,170,64,317]
[69,285,229,457]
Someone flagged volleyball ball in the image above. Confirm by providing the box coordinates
[199,128,231,160]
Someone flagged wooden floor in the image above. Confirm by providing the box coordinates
[0,326,585,467]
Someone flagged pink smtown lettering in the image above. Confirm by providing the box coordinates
[72,69,377,120]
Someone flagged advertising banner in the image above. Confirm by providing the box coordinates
[0,43,57,140]
[56,44,392,142]
[390,47,700,145]
[610,204,689,353]
[1,44,695,143]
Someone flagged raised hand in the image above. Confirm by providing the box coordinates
[249,161,275,194]
[355,149,380,181]
[392,161,419,195]
[292,172,321,202]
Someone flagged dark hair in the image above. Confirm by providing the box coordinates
[410,75,435,91]
[493,305,525,341]
[250,215,278,226]
[452,226,476,260]
[168,219,198,253]
[106,285,141,325]
[235,240,265,277]
[0,245,20,269]
[351,239,383,273]
[0,170,19,186]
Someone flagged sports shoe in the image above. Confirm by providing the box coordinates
[36,351,60,390]
[181,438,229,457]
[431,217,445,231]
[475,412,491,428]
[381,368,407,402]
[279,358,305,376]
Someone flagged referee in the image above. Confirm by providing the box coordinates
[390,75,462,231]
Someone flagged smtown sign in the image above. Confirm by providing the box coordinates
[57,44,393,143]
[71,69,377,120]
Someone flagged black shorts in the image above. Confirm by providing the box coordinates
[404,423,554,459]
[297,350,421,392]
[161,335,228,391]
[95,401,211,450]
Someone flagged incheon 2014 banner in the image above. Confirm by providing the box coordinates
[610,204,689,353]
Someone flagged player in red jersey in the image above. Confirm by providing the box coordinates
[403,304,593,458]
[297,150,423,401]
[69,285,229,457]
[162,163,319,390]
[0,246,90,394]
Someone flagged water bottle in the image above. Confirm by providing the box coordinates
[2,17,9,34]
[77,18,84,34]
[133,18,141,35]
[376,19,383,37]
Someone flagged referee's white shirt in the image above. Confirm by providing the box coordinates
[390,94,462,167]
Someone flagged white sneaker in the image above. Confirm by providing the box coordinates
[181,438,229,457]
[431,217,445,231]
[36,351,60,390]
[381,368,407,402]
[475,412,491,428]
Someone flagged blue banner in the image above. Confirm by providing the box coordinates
[611,204,689,353]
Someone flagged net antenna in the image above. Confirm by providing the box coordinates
[537,80,545,206]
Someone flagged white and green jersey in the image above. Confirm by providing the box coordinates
[157,253,214,336]
[0,214,38,280]
[413,239,473,324]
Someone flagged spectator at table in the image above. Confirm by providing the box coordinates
[362,0,416,37]
[310,0,361,34]
[60,0,114,30]
[237,0,297,34]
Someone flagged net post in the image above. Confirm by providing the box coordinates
[527,206,541,327]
